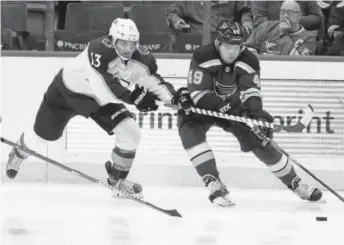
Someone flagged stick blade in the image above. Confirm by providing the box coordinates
[273,104,315,133]
[167,209,182,217]
[300,104,315,126]
[124,196,183,218]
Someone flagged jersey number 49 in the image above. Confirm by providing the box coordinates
[187,69,203,85]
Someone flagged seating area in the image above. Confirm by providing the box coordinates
[0,1,201,53]
[1,1,202,53]
[1,1,343,55]
[1,1,55,50]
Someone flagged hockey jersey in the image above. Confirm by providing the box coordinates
[61,35,173,108]
[187,43,262,111]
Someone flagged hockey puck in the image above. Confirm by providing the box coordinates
[316,217,327,221]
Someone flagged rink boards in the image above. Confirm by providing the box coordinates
[1,54,344,189]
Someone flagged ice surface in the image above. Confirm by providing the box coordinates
[1,183,344,245]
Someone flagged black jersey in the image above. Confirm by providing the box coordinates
[187,43,262,110]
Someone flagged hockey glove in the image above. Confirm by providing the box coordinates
[130,84,158,112]
[217,94,241,114]
[172,87,193,112]
[245,109,274,139]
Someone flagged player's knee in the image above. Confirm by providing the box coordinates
[112,118,140,151]
[33,125,62,141]
[33,102,67,141]
[179,122,206,149]
[252,144,282,165]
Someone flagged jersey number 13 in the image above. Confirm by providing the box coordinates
[90,52,102,68]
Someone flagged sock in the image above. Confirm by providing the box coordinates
[186,142,219,181]
[266,154,297,187]
[110,146,136,179]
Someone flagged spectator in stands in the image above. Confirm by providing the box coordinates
[251,0,322,31]
[317,0,334,18]
[166,1,253,36]
[246,0,317,55]
[326,1,344,55]
[327,1,344,36]
[316,0,335,54]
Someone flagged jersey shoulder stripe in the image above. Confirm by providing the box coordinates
[199,59,222,68]
[235,49,260,74]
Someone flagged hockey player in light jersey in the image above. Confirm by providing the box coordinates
[6,18,175,199]
[173,21,322,206]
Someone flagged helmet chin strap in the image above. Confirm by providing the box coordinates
[114,46,134,61]
[113,38,137,61]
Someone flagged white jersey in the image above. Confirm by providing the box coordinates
[61,35,174,106]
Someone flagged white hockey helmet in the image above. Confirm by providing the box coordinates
[109,18,140,60]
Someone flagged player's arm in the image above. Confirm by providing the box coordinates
[142,53,176,103]
[235,54,263,113]
[87,47,132,104]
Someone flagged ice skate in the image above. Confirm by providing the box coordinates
[6,134,28,179]
[203,174,235,207]
[289,176,322,201]
[105,161,143,199]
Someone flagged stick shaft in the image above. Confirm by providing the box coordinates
[1,137,110,187]
[1,137,182,217]
[190,107,274,129]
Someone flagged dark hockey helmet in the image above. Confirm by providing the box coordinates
[215,21,245,45]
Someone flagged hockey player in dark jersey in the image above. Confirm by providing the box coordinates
[6,18,175,199]
[173,21,322,206]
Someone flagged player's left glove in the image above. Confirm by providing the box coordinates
[172,87,193,113]
[130,84,158,112]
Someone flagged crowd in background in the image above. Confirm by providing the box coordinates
[1,0,344,56]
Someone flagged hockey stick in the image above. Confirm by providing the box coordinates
[250,128,344,203]
[0,137,182,218]
[187,104,314,133]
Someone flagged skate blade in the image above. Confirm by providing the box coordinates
[216,202,236,207]
[213,198,236,207]
[111,189,143,200]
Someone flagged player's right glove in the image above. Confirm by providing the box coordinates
[130,84,158,112]
[245,109,274,140]
[172,87,193,113]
